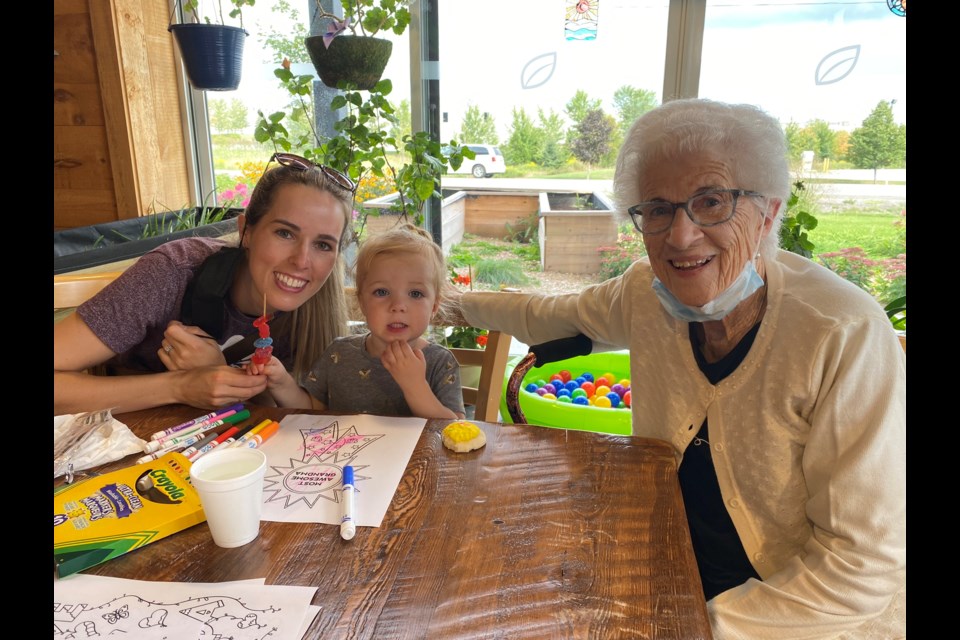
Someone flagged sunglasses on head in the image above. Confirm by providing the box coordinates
[268,152,357,194]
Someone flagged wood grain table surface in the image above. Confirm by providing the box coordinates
[59,404,712,639]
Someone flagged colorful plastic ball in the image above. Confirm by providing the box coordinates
[549,374,564,384]
[558,370,572,382]
[581,372,594,382]
[611,384,626,397]
[557,395,572,403]
[572,396,590,405]
[536,388,548,397]
[623,390,631,407]
[564,380,579,392]
[571,388,587,399]
[580,381,596,397]
[595,376,611,388]
[525,383,539,393]
[606,392,621,407]
[542,393,557,400]
[543,383,557,395]
[575,376,586,386]
[595,385,611,398]
[619,379,631,388]
[603,373,616,384]
[594,396,612,408]
[535,379,547,388]
[557,389,572,398]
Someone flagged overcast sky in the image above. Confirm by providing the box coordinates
[228,0,905,140]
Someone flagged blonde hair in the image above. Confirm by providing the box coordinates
[353,223,454,318]
[243,164,352,379]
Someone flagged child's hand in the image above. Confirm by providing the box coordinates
[380,340,426,389]
[247,355,288,388]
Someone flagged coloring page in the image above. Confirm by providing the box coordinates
[54,574,317,639]
[258,414,426,526]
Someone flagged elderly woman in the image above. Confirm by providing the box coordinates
[456,99,905,638]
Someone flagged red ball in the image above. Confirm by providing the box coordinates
[558,369,572,383]
[549,374,564,384]
[623,390,632,407]
[595,376,611,388]
[580,381,596,397]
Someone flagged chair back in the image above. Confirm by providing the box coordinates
[54,271,125,311]
[344,287,511,422]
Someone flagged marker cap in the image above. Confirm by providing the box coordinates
[343,465,354,487]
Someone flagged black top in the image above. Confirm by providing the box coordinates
[679,322,763,601]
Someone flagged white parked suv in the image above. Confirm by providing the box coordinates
[445,144,507,178]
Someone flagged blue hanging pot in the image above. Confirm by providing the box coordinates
[169,23,247,91]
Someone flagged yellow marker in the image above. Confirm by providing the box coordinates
[228,418,273,448]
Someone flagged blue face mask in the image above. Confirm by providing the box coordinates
[651,259,764,323]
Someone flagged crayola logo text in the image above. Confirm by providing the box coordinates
[150,469,187,500]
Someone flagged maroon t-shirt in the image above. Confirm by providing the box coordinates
[76,237,291,372]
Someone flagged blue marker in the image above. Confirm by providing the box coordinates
[340,466,356,541]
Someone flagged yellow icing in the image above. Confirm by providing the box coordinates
[443,421,481,443]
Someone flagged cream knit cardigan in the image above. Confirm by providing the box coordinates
[462,250,905,639]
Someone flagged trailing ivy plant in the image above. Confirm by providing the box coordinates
[254,63,468,227]
[779,180,818,258]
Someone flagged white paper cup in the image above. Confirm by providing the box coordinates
[189,448,267,548]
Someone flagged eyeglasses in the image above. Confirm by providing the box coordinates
[267,152,357,194]
[627,188,764,235]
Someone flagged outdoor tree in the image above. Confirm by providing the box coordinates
[536,108,569,169]
[209,98,249,133]
[804,119,837,169]
[564,90,602,149]
[570,108,614,177]
[503,107,544,165]
[783,121,817,165]
[612,85,658,136]
[459,104,499,144]
[848,100,906,181]
[259,0,310,64]
[391,98,413,148]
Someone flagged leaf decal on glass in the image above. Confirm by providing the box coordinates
[815,45,860,86]
[521,52,557,90]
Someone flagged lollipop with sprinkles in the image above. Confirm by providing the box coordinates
[252,291,273,366]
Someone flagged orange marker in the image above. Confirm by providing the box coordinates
[244,421,279,449]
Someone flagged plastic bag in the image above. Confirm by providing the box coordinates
[53,409,146,481]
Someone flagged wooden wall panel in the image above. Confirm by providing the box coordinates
[540,214,617,274]
[54,0,191,231]
[54,0,117,229]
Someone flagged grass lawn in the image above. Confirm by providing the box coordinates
[810,211,904,259]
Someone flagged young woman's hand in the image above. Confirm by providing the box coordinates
[173,365,269,410]
[159,320,226,370]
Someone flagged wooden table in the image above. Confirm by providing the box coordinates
[63,404,712,639]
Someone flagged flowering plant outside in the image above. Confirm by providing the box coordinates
[817,246,906,306]
[597,229,647,281]
[440,265,486,348]
[220,182,251,208]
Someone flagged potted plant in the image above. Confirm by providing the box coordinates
[305,0,411,90]
[255,65,470,227]
[169,0,256,91]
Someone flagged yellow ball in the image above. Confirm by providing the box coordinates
[594,396,612,408]
[595,385,611,397]
[619,379,631,388]
[542,393,557,400]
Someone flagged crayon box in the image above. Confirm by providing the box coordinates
[54,452,205,578]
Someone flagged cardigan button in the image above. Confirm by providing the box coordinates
[713,442,724,452]
[754,552,766,564]
[728,498,740,509]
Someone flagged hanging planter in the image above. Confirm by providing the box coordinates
[305,35,392,91]
[170,23,248,91]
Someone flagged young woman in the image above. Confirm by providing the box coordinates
[54,154,354,415]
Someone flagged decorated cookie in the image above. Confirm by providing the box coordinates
[441,421,486,453]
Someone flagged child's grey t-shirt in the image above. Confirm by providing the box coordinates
[301,333,465,417]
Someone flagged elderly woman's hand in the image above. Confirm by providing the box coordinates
[159,321,227,370]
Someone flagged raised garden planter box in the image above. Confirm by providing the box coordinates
[53,208,242,275]
[537,191,617,274]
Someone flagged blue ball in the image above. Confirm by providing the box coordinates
[581,372,594,382]
[556,389,571,398]
[606,392,621,408]
[575,376,586,386]
[572,396,590,405]
[564,380,579,392]
[525,383,539,393]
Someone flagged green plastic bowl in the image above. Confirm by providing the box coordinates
[499,350,632,435]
